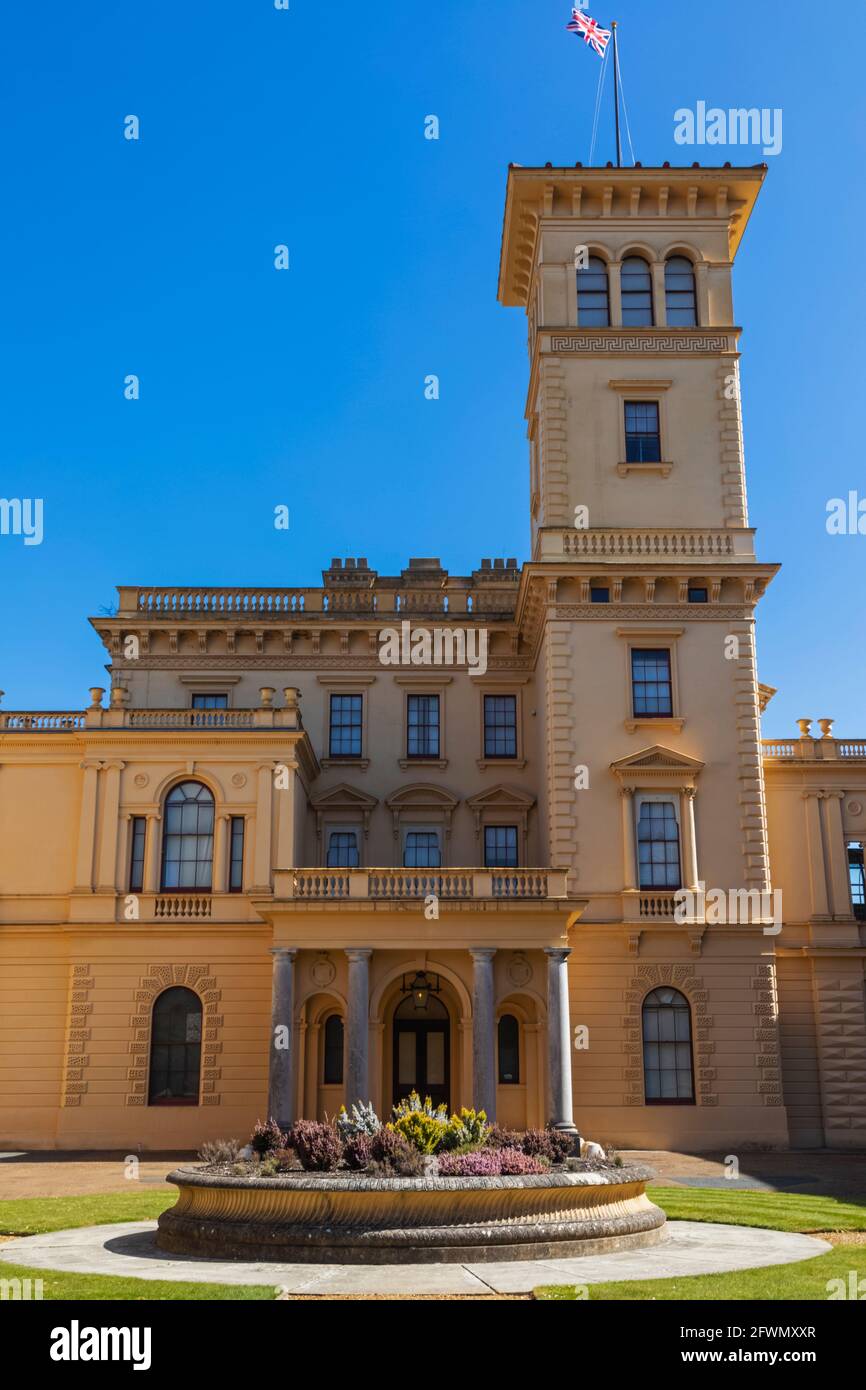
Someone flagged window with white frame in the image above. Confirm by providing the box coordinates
[636,796,682,890]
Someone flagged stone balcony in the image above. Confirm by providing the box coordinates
[0,694,304,732]
[537,526,757,564]
[762,732,866,761]
[273,867,569,903]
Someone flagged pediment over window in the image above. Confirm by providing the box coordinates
[466,784,536,813]
[311,783,378,838]
[610,744,704,788]
[385,783,459,838]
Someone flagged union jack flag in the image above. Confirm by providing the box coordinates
[566,9,611,58]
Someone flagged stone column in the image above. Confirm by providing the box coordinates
[824,791,853,919]
[652,261,667,327]
[268,948,298,1129]
[253,763,274,892]
[681,787,700,891]
[545,947,577,1133]
[143,812,161,892]
[96,761,124,892]
[213,813,230,894]
[469,948,497,1122]
[608,260,623,327]
[803,792,830,919]
[345,948,372,1109]
[620,787,637,891]
[74,761,101,892]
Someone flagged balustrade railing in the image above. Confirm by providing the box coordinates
[285,868,564,901]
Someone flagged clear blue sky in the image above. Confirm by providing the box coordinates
[1,1,863,734]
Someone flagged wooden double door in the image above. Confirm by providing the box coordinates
[392,996,450,1111]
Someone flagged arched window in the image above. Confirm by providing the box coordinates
[642,988,694,1103]
[498,1014,520,1084]
[665,255,697,326]
[577,256,610,327]
[148,987,202,1105]
[323,1014,344,1085]
[161,781,214,890]
[620,256,654,326]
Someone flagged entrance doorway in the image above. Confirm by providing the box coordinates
[392,993,450,1111]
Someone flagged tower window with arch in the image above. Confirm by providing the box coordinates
[642,987,694,1103]
[620,256,654,327]
[148,986,202,1105]
[161,781,215,890]
[577,255,610,327]
[665,255,698,326]
[323,1013,344,1085]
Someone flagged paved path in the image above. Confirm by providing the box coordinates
[0,1221,831,1296]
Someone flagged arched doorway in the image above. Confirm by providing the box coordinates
[392,992,450,1111]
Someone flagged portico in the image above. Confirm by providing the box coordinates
[257,870,585,1132]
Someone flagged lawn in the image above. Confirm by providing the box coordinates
[535,1186,866,1301]
[0,1190,275,1301]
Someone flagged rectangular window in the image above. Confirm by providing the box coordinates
[407,694,440,759]
[624,401,661,463]
[631,648,673,718]
[484,825,518,868]
[129,816,146,892]
[688,587,708,604]
[637,801,682,890]
[404,830,441,869]
[591,586,610,604]
[327,830,359,868]
[848,843,865,920]
[484,694,517,758]
[191,693,228,709]
[229,817,245,892]
[329,693,363,758]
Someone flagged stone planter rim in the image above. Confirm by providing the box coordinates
[167,1163,656,1193]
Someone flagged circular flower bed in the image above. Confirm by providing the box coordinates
[156,1098,666,1264]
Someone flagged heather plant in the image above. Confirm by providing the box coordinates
[368,1126,426,1176]
[437,1146,545,1177]
[288,1119,343,1172]
[250,1118,285,1157]
[391,1091,449,1153]
[198,1138,243,1165]
[336,1100,381,1139]
[497,1147,546,1176]
[440,1107,488,1152]
[342,1132,373,1171]
[486,1124,523,1151]
[543,1127,574,1164]
[438,1148,503,1177]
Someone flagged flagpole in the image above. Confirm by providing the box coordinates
[611,20,622,168]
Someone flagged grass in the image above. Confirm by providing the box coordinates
[0,1260,276,1301]
[535,1187,866,1301]
[0,1190,275,1301]
[0,1192,173,1237]
[644,1185,866,1234]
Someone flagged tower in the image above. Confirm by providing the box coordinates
[500,165,787,1146]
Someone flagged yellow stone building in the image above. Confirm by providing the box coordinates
[2,163,864,1153]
